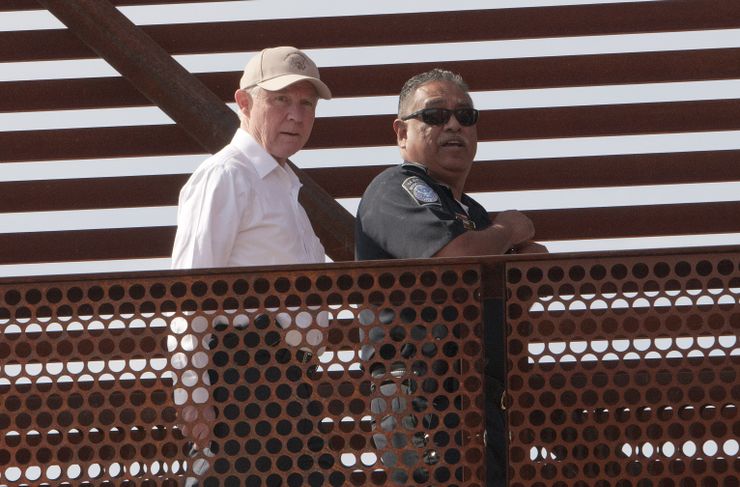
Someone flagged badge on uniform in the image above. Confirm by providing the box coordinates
[402,177,441,206]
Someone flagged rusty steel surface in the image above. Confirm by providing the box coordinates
[505,253,740,485]
[4,4,740,268]
[4,150,740,216]
[0,175,190,214]
[0,227,177,265]
[0,250,738,485]
[7,100,740,164]
[36,0,355,263]
[4,149,740,216]
[525,201,740,242]
[309,150,740,199]
[35,0,238,155]
[7,201,740,266]
[6,0,224,11]
[6,2,740,62]
[7,49,740,112]
[0,261,486,486]
[0,125,201,164]
[6,99,740,168]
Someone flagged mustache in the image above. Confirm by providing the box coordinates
[439,136,466,146]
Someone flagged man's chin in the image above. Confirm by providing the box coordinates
[439,155,474,170]
[270,144,305,162]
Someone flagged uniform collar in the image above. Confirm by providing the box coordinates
[402,160,455,192]
[232,128,282,180]
[401,160,430,175]
[402,160,472,207]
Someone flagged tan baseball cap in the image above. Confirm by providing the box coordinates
[239,46,332,99]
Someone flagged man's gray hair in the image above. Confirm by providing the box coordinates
[244,85,262,97]
[398,68,470,116]
[236,85,262,122]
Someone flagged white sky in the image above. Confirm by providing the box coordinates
[1,0,740,277]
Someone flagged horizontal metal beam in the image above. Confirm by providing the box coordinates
[0,174,189,212]
[4,99,740,163]
[4,201,740,264]
[523,201,740,241]
[3,150,740,213]
[0,125,202,162]
[34,0,355,261]
[314,150,740,197]
[5,0,225,10]
[0,226,175,264]
[35,0,236,154]
[4,48,740,112]
[5,1,740,62]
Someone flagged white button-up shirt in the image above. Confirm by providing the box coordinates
[171,129,325,269]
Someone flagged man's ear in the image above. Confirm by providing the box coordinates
[234,89,251,117]
[393,118,407,149]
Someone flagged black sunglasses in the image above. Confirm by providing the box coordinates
[401,107,479,127]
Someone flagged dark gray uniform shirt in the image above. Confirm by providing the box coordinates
[355,162,491,260]
[356,162,508,487]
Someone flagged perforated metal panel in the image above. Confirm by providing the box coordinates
[0,261,486,486]
[172,264,486,486]
[505,254,740,486]
[0,278,185,486]
[3,252,738,486]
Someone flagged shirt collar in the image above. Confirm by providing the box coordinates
[402,160,454,190]
[232,128,281,180]
[402,160,468,203]
[401,160,429,174]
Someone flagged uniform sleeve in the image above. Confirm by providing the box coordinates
[357,174,465,259]
[171,164,248,269]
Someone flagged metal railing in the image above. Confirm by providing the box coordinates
[1,247,737,486]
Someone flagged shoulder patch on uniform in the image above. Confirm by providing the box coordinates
[402,176,441,206]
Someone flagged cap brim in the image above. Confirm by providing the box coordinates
[258,74,332,100]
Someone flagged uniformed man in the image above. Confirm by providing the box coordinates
[355,68,547,486]
[356,68,545,260]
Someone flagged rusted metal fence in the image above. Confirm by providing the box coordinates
[504,249,739,486]
[1,248,738,485]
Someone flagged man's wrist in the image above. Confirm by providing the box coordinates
[491,223,515,253]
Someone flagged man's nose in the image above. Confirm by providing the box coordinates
[286,102,303,122]
[443,114,461,131]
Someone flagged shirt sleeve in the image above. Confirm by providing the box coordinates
[171,163,248,269]
[357,173,465,259]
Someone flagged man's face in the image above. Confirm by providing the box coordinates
[244,80,318,164]
[395,80,478,186]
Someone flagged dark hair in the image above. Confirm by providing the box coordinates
[398,68,470,116]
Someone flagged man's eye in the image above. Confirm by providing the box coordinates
[301,100,315,108]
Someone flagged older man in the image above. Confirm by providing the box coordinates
[172,46,330,269]
[170,47,330,483]
[356,68,546,486]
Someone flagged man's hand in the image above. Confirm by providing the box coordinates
[435,209,536,257]
[179,404,216,451]
[492,210,535,248]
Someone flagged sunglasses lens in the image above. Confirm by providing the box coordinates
[421,109,450,125]
[455,109,478,126]
[409,108,477,126]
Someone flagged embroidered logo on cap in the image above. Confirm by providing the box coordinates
[286,53,307,71]
[402,177,441,206]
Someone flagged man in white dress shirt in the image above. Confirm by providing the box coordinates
[169,47,331,482]
[172,45,330,269]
